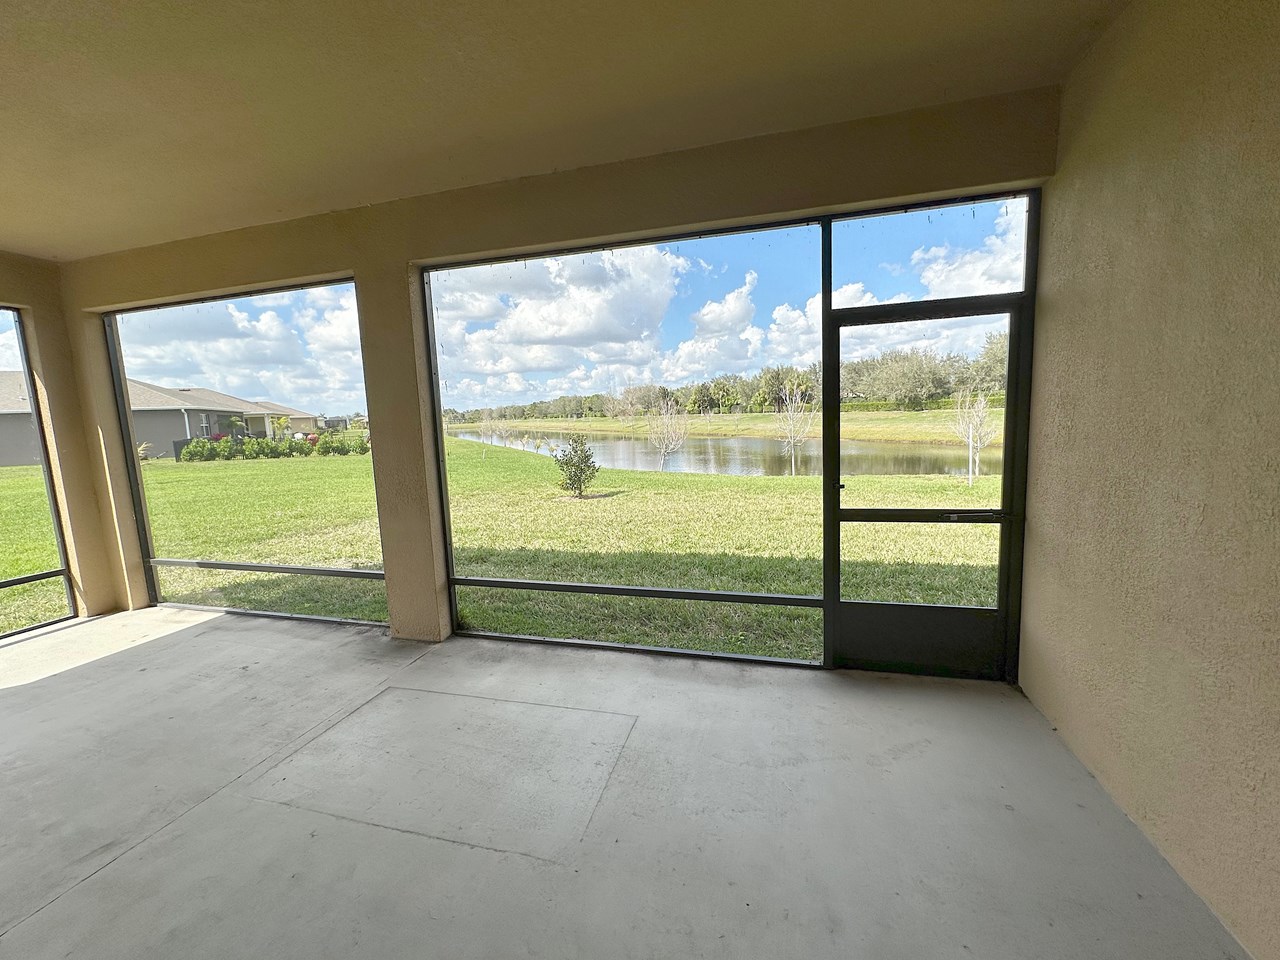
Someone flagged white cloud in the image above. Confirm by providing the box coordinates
[839,314,1008,361]
[433,246,689,404]
[660,272,765,382]
[116,283,368,415]
[0,322,20,370]
[764,282,899,367]
[911,198,1028,298]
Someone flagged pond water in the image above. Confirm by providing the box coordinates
[448,428,1001,478]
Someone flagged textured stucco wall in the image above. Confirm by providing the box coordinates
[1022,1,1280,956]
[0,252,115,615]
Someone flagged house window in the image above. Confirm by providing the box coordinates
[199,414,211,437]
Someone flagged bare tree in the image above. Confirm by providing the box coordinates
[493,418,515,448]
[777,383,818,476]
[645,397,690,471]
[602,375,635,423]
[478,415,496,458]
[951,389,998,485]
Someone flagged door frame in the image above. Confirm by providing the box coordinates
[820,190,1041,679]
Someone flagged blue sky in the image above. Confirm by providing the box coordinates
[109,197,1026,415]
[431,196,1026,409]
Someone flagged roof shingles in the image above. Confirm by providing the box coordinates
[0,372,315,417]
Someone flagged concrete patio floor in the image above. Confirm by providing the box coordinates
[0,608,1245,959]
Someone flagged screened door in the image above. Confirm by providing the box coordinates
[819,200,1037,678]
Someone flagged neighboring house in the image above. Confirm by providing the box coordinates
[0,371,43,467]
[0,373,320,466]
[248,401,320,438]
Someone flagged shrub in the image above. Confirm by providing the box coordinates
[288,437,314,457]
[351,436,370,455]
[552,433,599,498]
[316,434,352,456]
[840,400,897,412]
[179,437,216,461]
[214,436,240,460]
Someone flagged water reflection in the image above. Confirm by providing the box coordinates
[449,429,1001,478]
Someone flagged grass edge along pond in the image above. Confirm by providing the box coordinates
[447,409,1004,447]
[1,439,1002,658]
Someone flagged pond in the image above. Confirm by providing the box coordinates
[448,429,1001,478]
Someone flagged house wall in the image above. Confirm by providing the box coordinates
[52,86,1061,639]
[0,411,40,467]
[129,410,192,460]
[1022,1,1280,957]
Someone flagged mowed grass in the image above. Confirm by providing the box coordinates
[0,465,70,634]
[449,409,1005,446]
[1,438,1002,658]
[444,439,1001,658]
[138,455,387,621]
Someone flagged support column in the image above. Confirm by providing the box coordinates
[351,258,451,641]
[0,251,128,616]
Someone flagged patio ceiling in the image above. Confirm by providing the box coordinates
[0,0,1123,261]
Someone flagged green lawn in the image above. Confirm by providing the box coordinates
[139,454,386,622]
[2,437,1001,659]
[449,410,1004,446]
[0,465,70,634]
[445,440,998,658]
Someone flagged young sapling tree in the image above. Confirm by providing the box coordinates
[552,433,600,498]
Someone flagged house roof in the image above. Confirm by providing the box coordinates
[124,380,317,418]
[251,400,316,419]
[0,371,316,418]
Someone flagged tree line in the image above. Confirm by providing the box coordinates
[444,333,1007,422]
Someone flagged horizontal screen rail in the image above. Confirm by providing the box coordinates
[451,576,823,608]
[832,292,1023,326]
[151,558,386,579]
[0,613,77,646]
[0,568,68,589]
[838,508,1009,523]
[159,602,387,628]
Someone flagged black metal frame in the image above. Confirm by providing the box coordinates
[101,280,390,628]
[422,190,1039,675]
[822,191,1041,680]
[0,309,77,640]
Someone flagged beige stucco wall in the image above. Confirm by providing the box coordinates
[0,252,116,615]
[1022,1,1280,957]
[52,86,1059,641]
